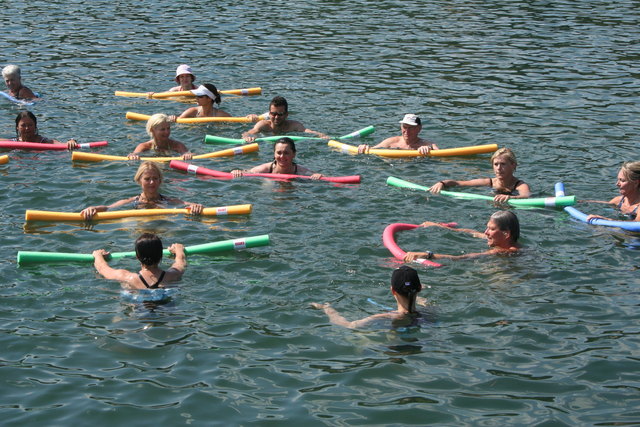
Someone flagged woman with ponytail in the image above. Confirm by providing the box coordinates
[311,266,423,329]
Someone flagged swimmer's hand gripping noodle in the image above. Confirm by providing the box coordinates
[25,204,252,222]
[115,87,262,98]
[126,112,265,124]
[17,235,270,265]
[203,125,376,145]
[387,176,576,208]
[555,182,640,232]
[382,223,447,267]
[329,140,498,158]
[170,160,361,184]
[71,143,258,163]
[0,141,108,151]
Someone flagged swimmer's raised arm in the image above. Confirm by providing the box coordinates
[166,243,186,280]
[92,249,136,282]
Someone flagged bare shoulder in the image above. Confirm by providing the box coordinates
[609,195,623,205]
[284,119,306,132]
[180,106,199,118]
[248,162,273,173]
[374,136,402,148]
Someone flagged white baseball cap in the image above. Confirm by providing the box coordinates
[399,114,421,126]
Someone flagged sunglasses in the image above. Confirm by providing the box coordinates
[269,111,286,117]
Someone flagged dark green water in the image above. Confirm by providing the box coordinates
[1,1,639,425]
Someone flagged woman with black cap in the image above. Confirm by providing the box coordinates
[311,266,423,329]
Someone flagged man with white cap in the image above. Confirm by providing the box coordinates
[169,64,197,92]
[357,114,439,155]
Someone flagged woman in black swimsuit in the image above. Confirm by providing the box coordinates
[586,161,640,222]
[81,161,203,219]
[429,147,531,203]
[231,137,323,179]
[93,233,186,290]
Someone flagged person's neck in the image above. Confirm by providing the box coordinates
[201,104,215,116]
[394,294,414,314]
[140,264,161,273]
[139,191,161,202]
[405,136,422,148]
[624,189,640,204]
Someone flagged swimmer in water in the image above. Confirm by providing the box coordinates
[3,65,37,100]
[15,111,79,149]
[585,161,640,223]
[357,114,439,155]
[169,64,197,92]
[128,113,193,160]
[404,211,521,262]
[93,233,186,290]
[242,96,328,142]
[311,265,423,329]
[429,147,531,204]
[173,84,231,119]
[231,137,323,180]
[81,161,203,219]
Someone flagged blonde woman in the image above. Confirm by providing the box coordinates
[128,113,192,160]
[429,147,531,203]
[586,161,640,222]
[81,161,203,219]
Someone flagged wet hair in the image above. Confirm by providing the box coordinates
[15,111,38,138]
[146,113,171,138]
[135,233,163,267]
[491,147,517,166]
[489,210,520,243]
[202,83,222,105]
[269,96,288,112]
[134,161,163,184]
[620,161,640,184]
[391,266,423,313]
[273,137,296,154]
[2,64,21,79]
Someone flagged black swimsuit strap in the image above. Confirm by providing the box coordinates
[138,271,165,289]
[269,161,297,174]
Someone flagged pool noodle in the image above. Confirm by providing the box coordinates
[115,87,262,98]
[387,176,576,208]
[329,140,498,158]
[203,125,376,145]
[555,182,640,232]
[25,204,252,222]
[169,160,361,184]
[126,112,265,124]
[382,223,443,267]
[0,141,108,151]
[71,143,258,162]
[17,234,270,265]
